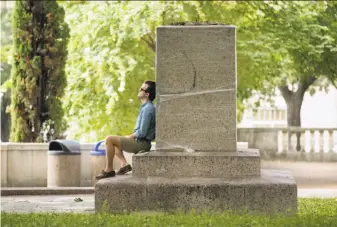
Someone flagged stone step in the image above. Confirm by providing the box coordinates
[132,149,260,178]
[95,169,297,214]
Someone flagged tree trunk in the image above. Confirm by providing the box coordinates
[283,91,304,151]
[279,76,317,151]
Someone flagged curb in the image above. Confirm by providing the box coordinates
[1,187,94,196]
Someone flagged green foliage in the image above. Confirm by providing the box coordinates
[318,2,337,89]
[1,8,12,65]
[1,198,337,227]
[61,1,265,141]
[1,8,13,96]
[245,2,337,126]
[1,8,13,142]
[10,1,69,142]
[60,1,337,139]
[254,2,336,86]
[7,1,336,140]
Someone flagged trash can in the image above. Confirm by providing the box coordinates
[89,140,122,185]
[47,140,81,187]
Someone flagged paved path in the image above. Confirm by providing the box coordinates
[1,195,94,213]
[1,189,337,213]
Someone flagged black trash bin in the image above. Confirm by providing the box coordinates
[47,140,81,187]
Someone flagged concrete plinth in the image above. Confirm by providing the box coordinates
[95,25,297,215]
[132,149,260,178]
[155,26,237,152]
[95,169,297,214]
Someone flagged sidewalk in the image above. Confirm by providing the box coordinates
[1,189,337,214]
[1,194,94,213]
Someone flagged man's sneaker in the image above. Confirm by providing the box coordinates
[95,170,116,180]
[116,164,132,175]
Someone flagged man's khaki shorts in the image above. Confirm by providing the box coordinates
[120,137,151,154]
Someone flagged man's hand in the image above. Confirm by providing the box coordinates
[125,134,136,140]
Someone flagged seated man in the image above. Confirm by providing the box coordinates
[95,81,156,180]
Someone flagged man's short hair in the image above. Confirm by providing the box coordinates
[144,81,156,101]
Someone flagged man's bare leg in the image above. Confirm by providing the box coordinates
[114,145,128,167]
[105,135,121,172]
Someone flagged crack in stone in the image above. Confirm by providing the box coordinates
[181,50,197,92]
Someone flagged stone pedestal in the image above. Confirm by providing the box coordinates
[155,26,237,152]
[95,25,297,214]
[132,150,260,178]
[95,170,297,214]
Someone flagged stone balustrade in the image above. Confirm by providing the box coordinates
[0,143,95,187]
[1,127,336,188]
[238,127,337,161]
[0,142,247,187]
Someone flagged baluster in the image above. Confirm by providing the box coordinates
[328,130,334,153]
[282,128,288,153]
[288,128,293,152]
[304,130,310,152]
[263,109,267,122]
[277,130,282,153]
[295,128,302,152]
[282,110,287,126]
[257,109,261,121]
[273,110,276,121]
[299,129,306,152]
[319,129,324,153]
[258,109,261,122]
[310,129,315,152]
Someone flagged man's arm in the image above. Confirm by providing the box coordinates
[134,107,152,139]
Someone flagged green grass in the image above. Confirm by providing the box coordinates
[2,198,337,227]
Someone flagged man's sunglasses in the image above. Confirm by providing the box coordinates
[139,88,147,92]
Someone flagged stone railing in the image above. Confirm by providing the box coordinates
[238,127,337,161]
[0,143,95,187]
[240,108,287,128]
[0,142,248,187]
[254,108,287,122]
[1,131,336,188]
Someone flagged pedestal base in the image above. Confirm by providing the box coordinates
[95,169,297,214]
[132,150,260,177]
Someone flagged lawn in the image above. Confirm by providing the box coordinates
[2,198,337,227]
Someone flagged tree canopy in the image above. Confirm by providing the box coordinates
[246,1,337,127]
[2,1,336,142]
[61,1,270,141]
[61,1,336,141]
